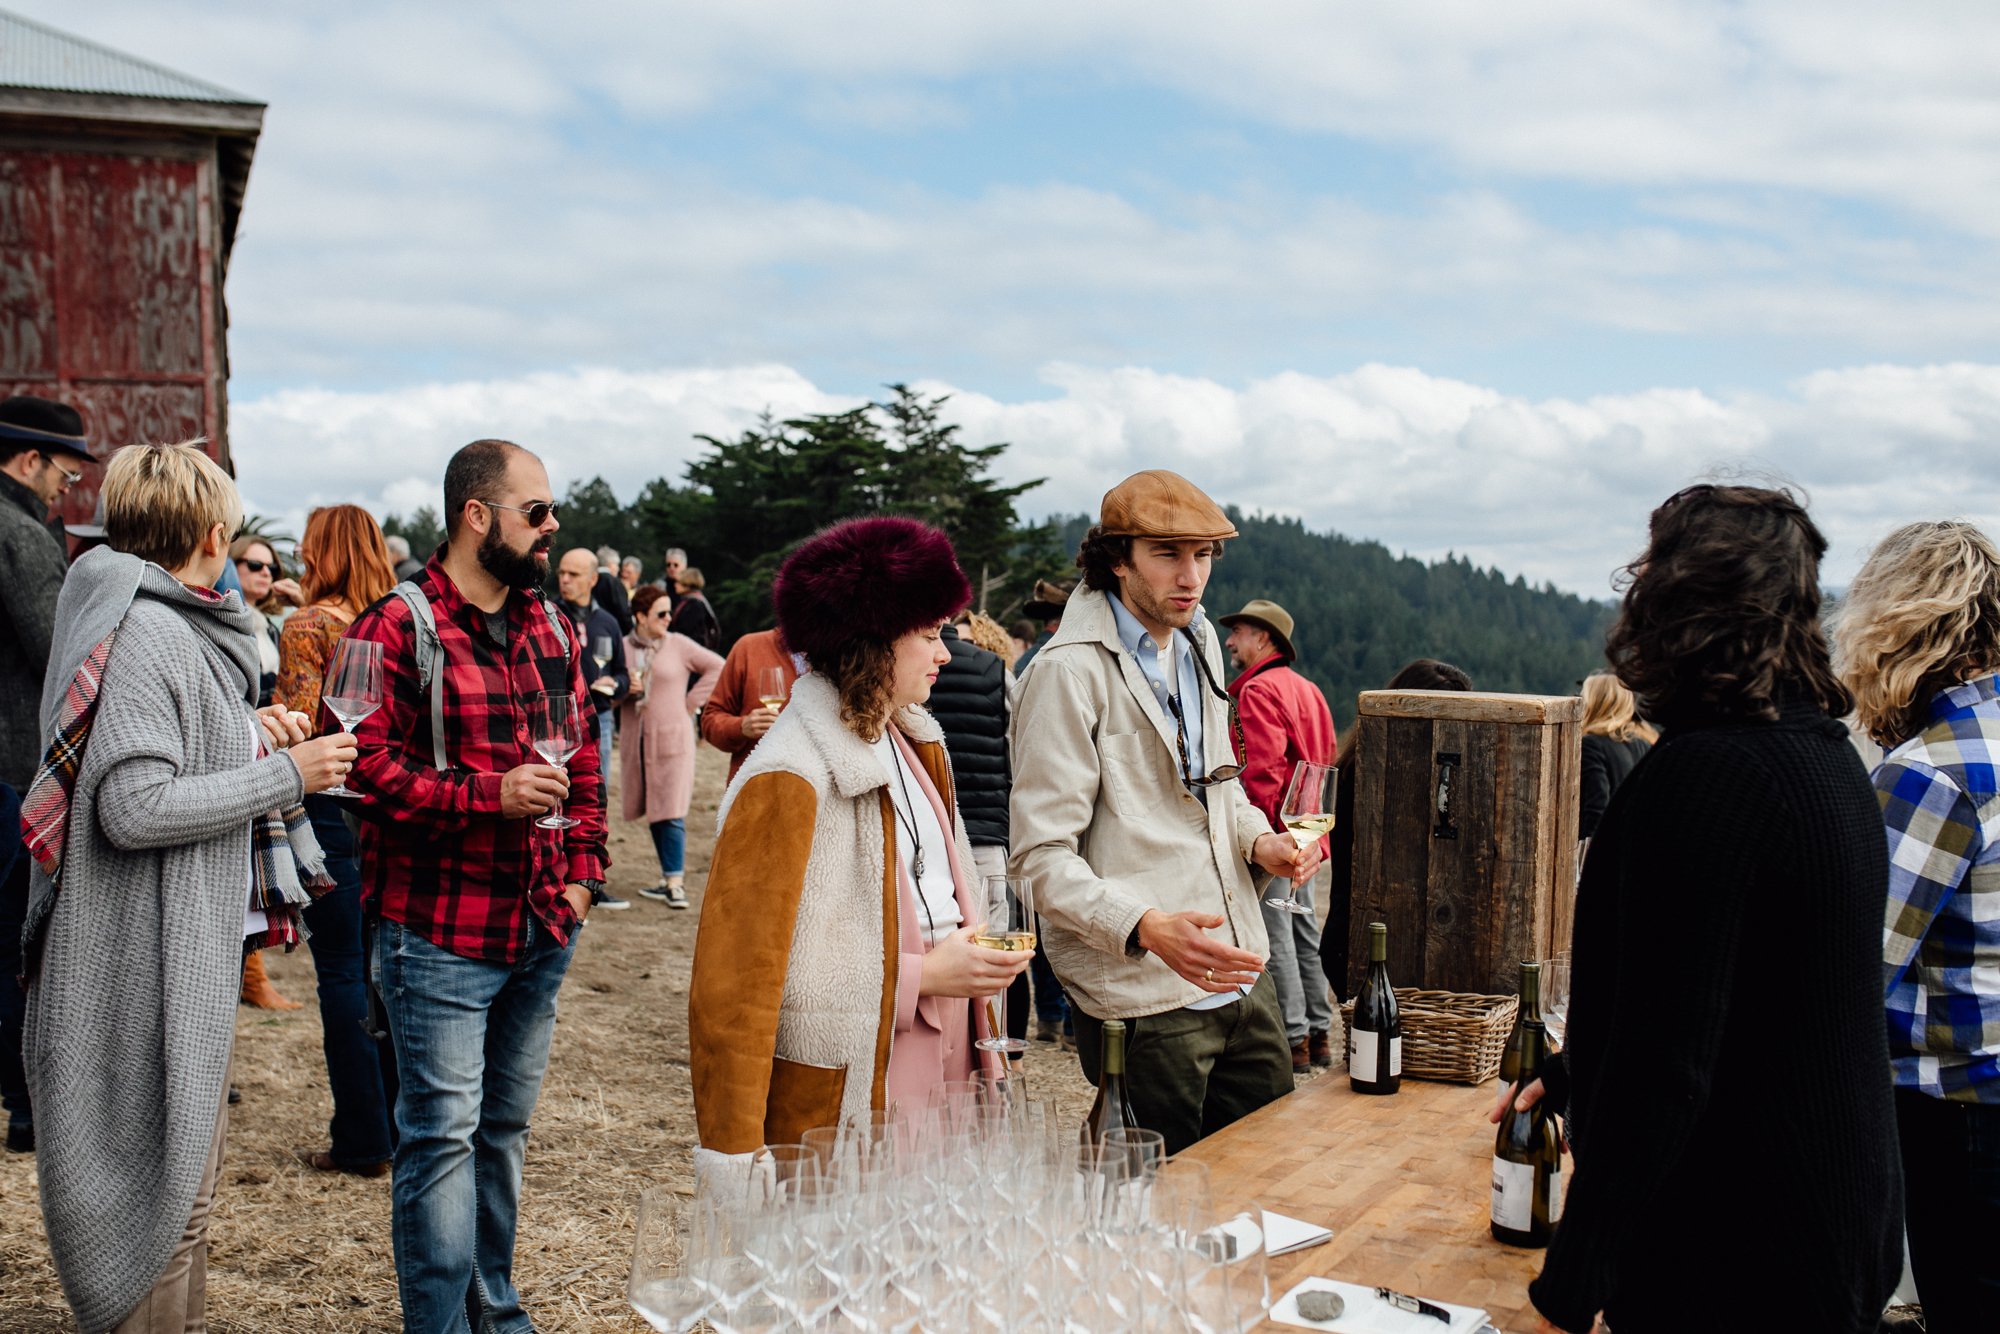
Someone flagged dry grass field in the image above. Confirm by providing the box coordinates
[0,743,1198,1332]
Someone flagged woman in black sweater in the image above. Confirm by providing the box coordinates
[1502,485,1903,1334]
[1576,671,1654,840]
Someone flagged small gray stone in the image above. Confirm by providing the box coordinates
[1296,1290,1346,1323]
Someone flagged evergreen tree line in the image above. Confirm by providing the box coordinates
[384,390,1616,724]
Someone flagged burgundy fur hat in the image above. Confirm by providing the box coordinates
[774,516,972,664]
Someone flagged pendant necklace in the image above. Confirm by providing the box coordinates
[888,742,927,880]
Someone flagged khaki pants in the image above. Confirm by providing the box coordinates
[113,1046,232,1334]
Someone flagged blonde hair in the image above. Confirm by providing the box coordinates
[103,440,241,569]
[1580,671,1658,742]
[1836,521,2000,746]
[956,610,1013,660]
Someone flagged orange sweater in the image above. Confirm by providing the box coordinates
[698,628,802,783]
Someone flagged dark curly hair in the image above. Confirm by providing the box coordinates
[1605,484,1851,727]
[1075,526,1226,590]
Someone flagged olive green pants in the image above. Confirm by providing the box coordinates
[1073,970,1293,1156]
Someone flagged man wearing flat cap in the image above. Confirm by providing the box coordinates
[1011,470,1320,1153]
[0,394,93,1154]
[1219,598,1339,1072]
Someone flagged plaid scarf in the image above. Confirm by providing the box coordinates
[18,625,333,965]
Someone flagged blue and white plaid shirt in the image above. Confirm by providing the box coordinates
[1875,673,2000,1103]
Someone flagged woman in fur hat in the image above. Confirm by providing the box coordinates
[687,517,1033,1173]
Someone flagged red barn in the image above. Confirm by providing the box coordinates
[0,12,263,532]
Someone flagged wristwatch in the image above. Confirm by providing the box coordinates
[573,879,605,900]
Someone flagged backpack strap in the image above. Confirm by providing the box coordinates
[537,596,572,658]
[391,581,450,773]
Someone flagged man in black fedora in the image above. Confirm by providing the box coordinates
[1012,577,1075,676]
[0,394,93,1154]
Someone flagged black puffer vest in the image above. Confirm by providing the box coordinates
[927,630,1009,847]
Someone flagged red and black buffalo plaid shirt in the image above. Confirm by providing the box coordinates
[339,556,608,963]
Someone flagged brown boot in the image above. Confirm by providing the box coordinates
[1309,1031,1334,1068]
[241,950,302,1010]
[1291,1039,1311,1072]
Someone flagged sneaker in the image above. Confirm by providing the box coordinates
[1309,1031,1334,1069]
[639,881,673,902]
[592,886,631,911]
[664,884,689,910]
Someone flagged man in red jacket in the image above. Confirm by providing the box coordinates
[1220,599,1339,1071]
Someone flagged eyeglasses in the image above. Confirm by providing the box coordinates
[237,559,276,575]
[478,499,560,526]
[1162,626,1245,791]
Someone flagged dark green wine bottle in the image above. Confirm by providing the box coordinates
[1499,958,1539,1084]
[1348,923,1400,1095]
[1082,1019,1140,1147]
[1490,964,1562,1247]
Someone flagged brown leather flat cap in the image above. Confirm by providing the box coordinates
[1099,470,1238,540]
[1217,599,1297,662]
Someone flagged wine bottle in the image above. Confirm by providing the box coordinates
[1348,922,1400,1095]
[1498,958,1537,1085]
[1491,964,1562,1248]
[1082,1019,1140,1147]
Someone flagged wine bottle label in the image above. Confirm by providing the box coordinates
[1351,1032,1376,1082]
[1548,1165,1563,1224]
[1491,1157,1534,1231]
[1389,1036,1402,1077]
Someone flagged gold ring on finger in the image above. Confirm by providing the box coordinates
[1205,968,1214,982]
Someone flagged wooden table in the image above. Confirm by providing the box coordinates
[1180,1073,1545,1333]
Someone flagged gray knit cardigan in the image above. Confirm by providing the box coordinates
[24,556,305,1333]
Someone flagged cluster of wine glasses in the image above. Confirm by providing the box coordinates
[629,1078,1272,1334]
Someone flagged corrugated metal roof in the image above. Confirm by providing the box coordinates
[0,7,257,104]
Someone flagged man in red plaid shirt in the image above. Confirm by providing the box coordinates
[344,438,606,1333]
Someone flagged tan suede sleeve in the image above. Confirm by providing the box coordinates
[690,770,818,1153]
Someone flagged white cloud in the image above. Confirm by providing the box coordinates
[233,357,2000,597]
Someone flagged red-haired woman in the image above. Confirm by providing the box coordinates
[621,585,724,908]
[688,518,1032,1179]
[276,504,399,1177]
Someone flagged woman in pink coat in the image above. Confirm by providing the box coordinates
[621,585,725,907]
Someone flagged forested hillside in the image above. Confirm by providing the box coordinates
[1053,513,1617,727]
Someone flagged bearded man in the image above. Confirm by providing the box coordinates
[1010,470,1320,1154]
[342,438,607,1331]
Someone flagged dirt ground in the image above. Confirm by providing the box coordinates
[0,743,1328,1331]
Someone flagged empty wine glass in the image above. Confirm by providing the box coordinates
[318,638,383,798]
[528,690,583,830]
[975,875,1035,1054]
[1539,958,1571,1049]
[1273,760,1335,914]
[629,1188,711,1332]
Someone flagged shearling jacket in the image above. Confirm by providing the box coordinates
[1009,584,1274,1021]
[689,671,989,1155]
[0,470,67,789]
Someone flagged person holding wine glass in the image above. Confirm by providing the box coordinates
[1492,485,1902,1334]
[620,585,723,908]
[338,439,608,1334]
[688,516,1032,1181]
[273,503,400,1176]
[21,441,358,1333]
[557,547,631,908]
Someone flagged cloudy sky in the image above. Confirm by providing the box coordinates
[42,1,2000,593]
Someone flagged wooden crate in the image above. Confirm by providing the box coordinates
[1346,690,1582,999]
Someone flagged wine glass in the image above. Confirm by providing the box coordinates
[1539,958,1571,1049]
[1272,760,1336,915]
[318,638,383,798]
[592,634,616,699]
[630,1188,712,1332]
[528,690,584,830]
[974,876,1034,1054]
[757,666,788,714]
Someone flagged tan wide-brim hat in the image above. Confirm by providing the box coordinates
[1099,470,1238,541]
[1217,598,1297,662]
[1020,577,1076,619]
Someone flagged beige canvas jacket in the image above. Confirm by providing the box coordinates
[1009,584,1273,1020]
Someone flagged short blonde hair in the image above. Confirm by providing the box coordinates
[1579,671,1658,743]
[103,440,241,569]
[956,610,1014,660]
[1836,521,2000,746]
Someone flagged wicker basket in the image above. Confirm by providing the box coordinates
[1338,988,1518,1084]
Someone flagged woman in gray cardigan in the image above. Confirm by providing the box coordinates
[21,442,356,1334]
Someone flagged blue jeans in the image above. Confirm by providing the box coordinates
[595,710,614,790]
[377,913,577,1334]
[649,818,685,877]
[302,795,394,1167]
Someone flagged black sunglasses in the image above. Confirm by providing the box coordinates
[1161,626,1246,790]
[480,499,560,526]
[237,559,276,575]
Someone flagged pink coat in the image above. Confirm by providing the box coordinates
[619,631,725,824]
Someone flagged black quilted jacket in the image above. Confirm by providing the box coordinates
[927,629,1009,847]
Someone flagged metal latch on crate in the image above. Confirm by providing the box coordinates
[1434,751,1460,839]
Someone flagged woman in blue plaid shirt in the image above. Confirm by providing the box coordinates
[1838,520,2000,1334]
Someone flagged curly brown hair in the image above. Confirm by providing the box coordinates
[1075,526,1225,591]
[1605,484,1851,727]
[823,635,899,742]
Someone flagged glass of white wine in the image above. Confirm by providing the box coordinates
[974,875,1035,1054]
[757,666,788,714]
[1273,759,1336,915]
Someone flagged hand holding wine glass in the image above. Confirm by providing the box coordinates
[528,691,584,830]
[1271,759,1336,914]
[757,667,788,714]
[591,634,617,696]
[319,638,384,797]
[974,876,1036,1054]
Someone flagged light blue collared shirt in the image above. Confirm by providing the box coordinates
[1107,592,1204,782]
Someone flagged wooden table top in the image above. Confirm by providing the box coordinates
[1180,1073,1545,1333]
